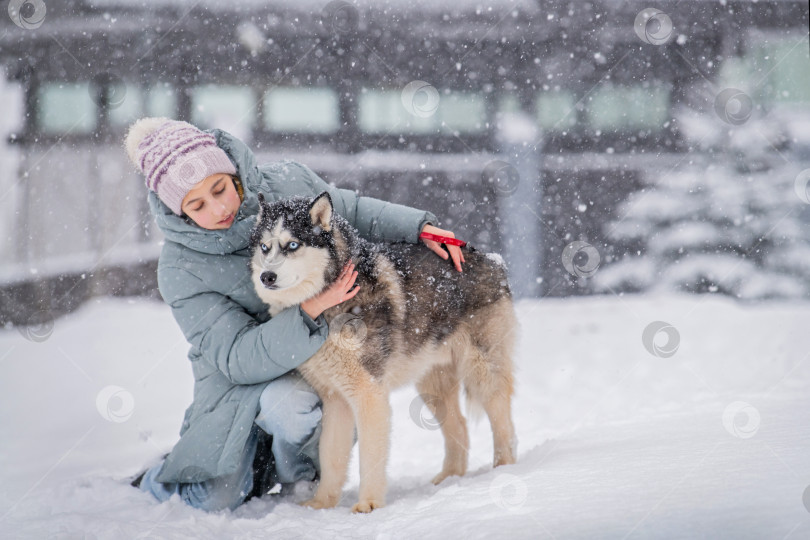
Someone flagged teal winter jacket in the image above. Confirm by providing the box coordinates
[150,129,437,483]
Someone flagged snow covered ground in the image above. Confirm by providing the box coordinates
[1,293,809,539]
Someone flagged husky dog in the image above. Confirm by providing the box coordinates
[248,192,518,513]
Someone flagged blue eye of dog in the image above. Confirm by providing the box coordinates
[260,243,269,253]
[287,241,300,251]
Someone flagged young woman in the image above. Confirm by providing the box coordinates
[124,118,465,512]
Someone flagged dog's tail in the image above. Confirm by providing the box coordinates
[463,389,487,424]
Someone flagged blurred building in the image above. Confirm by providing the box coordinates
[0,0,809,324]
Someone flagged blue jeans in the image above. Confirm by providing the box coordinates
[138,372,322,512]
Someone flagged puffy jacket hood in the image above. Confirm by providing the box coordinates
[147,129,262,255]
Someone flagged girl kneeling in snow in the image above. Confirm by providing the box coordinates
[124,118,464,511]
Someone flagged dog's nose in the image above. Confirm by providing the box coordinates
[260,271,277,288]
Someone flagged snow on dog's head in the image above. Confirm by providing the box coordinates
[248,192,338,312]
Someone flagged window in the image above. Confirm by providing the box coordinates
[263,87,339,133]
[109,83,177,127]
[441,92,487,133]
[360,89,430,133]
[108,84,141,127]
[720,33,810,105]
[762,38,810,104]
[358,88,487,134]
[498,94,521,114]
[497,92,578,132]
[585,85,671,130]
[191,85,255,135]
[38,82,96,134]
[536,91,577,130]
[145,84,178,118]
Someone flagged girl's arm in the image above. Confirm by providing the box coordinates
[158,263,329,385]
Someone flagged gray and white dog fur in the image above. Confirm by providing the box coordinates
[248,191,518,513]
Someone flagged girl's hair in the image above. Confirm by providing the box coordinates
[232,175,245,203]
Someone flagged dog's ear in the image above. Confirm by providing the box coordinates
[309,192,333,232]
[256,192,267,223]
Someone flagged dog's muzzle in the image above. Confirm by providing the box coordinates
[260,271,278,289]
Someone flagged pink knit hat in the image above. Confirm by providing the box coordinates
[124,118,237,215]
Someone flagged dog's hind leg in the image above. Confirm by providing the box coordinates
[347,382,391,513]
[464,355,517,467]
[480,381,517,468]
[302,393,355,510]
[464,300,518,468]
[416,363,469,484]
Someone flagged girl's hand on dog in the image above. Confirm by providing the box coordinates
[301,262,360,319]
[420,224,465,272]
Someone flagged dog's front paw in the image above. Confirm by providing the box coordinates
[351,499,384,513]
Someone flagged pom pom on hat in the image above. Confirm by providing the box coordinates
[123,117,236,215]
[124,117,172,166]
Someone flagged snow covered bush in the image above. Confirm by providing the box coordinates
[593,160,810,300]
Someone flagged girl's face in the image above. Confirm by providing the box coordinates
[181,173,242,230]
